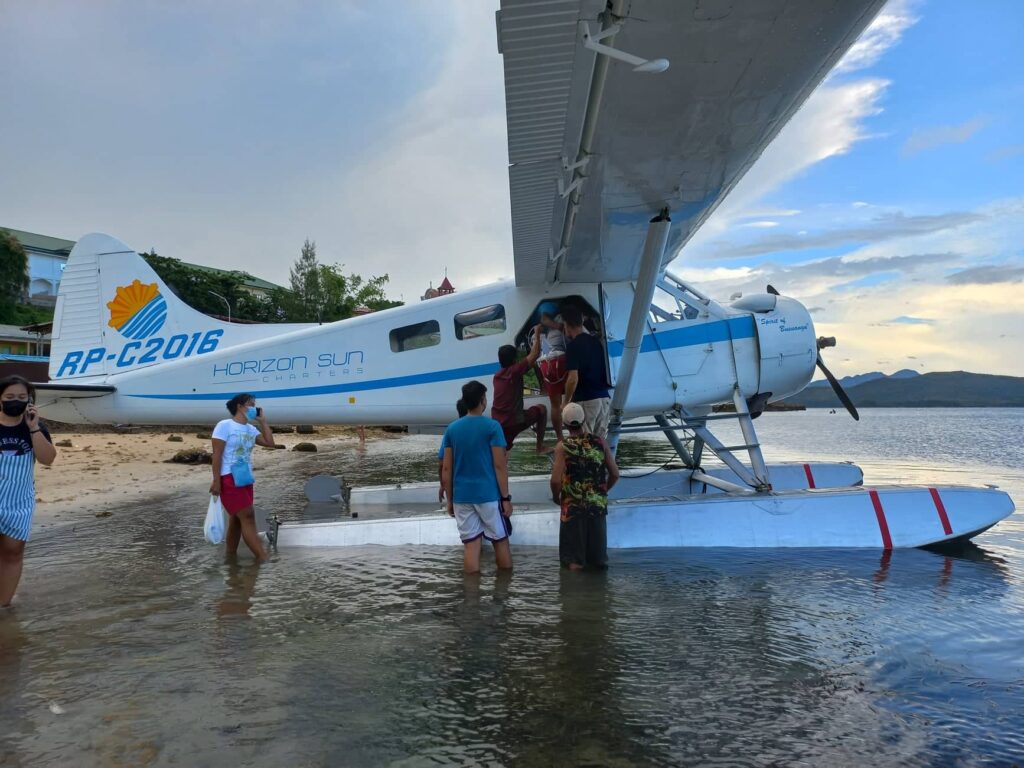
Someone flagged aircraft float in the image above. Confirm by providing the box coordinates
[35,0,1015,550]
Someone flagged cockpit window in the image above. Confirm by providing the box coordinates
[650,286,698,322]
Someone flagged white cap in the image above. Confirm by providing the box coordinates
[562,402,585,428]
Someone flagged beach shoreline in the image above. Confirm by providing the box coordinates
[31,424,387,536]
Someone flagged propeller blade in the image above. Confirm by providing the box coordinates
[766,284,780,296]
[816,353,859,421]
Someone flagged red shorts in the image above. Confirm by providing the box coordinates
[539,355,566,398]
[220,473,254,514]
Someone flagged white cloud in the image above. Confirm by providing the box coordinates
[739,208,801,219]
[701,210,984,260]
[304,5,511,300]
[986,144,1024,163]
[681,1,919,249]
[834,0,919,74]
[689,198,1024,376]
[685,78,891,246]
[902,117,988,156]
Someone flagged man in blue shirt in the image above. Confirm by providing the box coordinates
[441,380,513,573]
[561,304,611,440]
[437,399,468,503]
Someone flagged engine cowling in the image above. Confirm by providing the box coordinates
[736,295,817,402]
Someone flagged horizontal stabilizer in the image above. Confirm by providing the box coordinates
[50,233,314,381]
[32,382,117,402]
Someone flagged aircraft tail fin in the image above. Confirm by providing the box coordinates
[49,233,307,380]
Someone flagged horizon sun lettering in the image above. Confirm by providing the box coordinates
[213,350,366,378]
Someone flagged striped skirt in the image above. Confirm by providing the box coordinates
[0,452,35,541]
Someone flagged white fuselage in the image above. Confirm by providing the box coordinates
[40,277,817,426]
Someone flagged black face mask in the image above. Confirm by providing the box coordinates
[1,400,28,417]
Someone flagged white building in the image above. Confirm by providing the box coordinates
[6,228,75,307]
[5,227,284,306]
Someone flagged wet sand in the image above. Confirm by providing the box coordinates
[32,425,387,534]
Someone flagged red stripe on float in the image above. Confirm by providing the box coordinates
[803,463,816,489]
[929,487,953,536]
[869,490,893,550]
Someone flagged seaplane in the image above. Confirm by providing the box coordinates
[35,0,1015,550]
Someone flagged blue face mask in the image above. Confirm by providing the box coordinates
[246,406,258,420]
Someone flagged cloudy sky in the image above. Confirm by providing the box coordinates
[2,1,1022,376]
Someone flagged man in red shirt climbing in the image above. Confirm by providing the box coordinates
[491,323,552,454]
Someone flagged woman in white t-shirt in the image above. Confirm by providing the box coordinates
[211,393,275,560]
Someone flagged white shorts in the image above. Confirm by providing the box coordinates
[454,501,507,543]
[580,397,611,441]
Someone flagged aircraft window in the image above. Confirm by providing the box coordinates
[389,320,441,352]
[650,286,699,322]
[454,304,506,340]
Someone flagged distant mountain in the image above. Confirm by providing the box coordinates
[806,368,920,389]
[787,371,1024,408]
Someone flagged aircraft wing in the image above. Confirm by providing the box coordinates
[497,0,887,285]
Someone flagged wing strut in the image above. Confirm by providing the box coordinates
[607,208,671,455]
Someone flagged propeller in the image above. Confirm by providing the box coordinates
[815,337,859,421]
[765,284,859,420]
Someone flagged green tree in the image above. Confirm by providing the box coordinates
[288,239,323,321]
[142,241,403,325]
[142,251,264,322]
[318,264,402,321]
[0,229,30,322]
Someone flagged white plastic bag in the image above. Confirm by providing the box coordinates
[204,495,227,544]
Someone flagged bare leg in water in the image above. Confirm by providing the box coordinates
[462,537,482,574]
[493,538,513,570]
[0,535,26,607]
[226,507,266,561]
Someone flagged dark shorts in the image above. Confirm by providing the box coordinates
[220,473,254,514]
[499,404,546,449]
[559,510,608,569]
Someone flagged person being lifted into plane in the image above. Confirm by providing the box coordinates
[491,324,552,454]
[561,304,612,440]
[536,306,567,441]
[210,393,276,562]
[442,381,513,574]
[549,402,619,571]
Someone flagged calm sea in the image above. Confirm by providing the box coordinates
[1,408,1022,766]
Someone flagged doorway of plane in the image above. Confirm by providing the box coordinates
[512,294,609,398]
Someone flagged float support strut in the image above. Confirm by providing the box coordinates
[654,413,693,467]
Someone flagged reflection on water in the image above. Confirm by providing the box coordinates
[1,409,1023,764]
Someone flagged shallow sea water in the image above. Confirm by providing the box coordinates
[2,408,1023,766]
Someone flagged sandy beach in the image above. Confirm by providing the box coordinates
[31,424,383,535]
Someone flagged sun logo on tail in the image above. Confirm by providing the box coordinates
[107,279,168,339]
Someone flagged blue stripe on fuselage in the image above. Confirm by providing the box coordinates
[606,315,755,356]
[126,316,756,401]
[129,362,503,400]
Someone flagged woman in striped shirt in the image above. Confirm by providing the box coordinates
[0,375,57,607]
